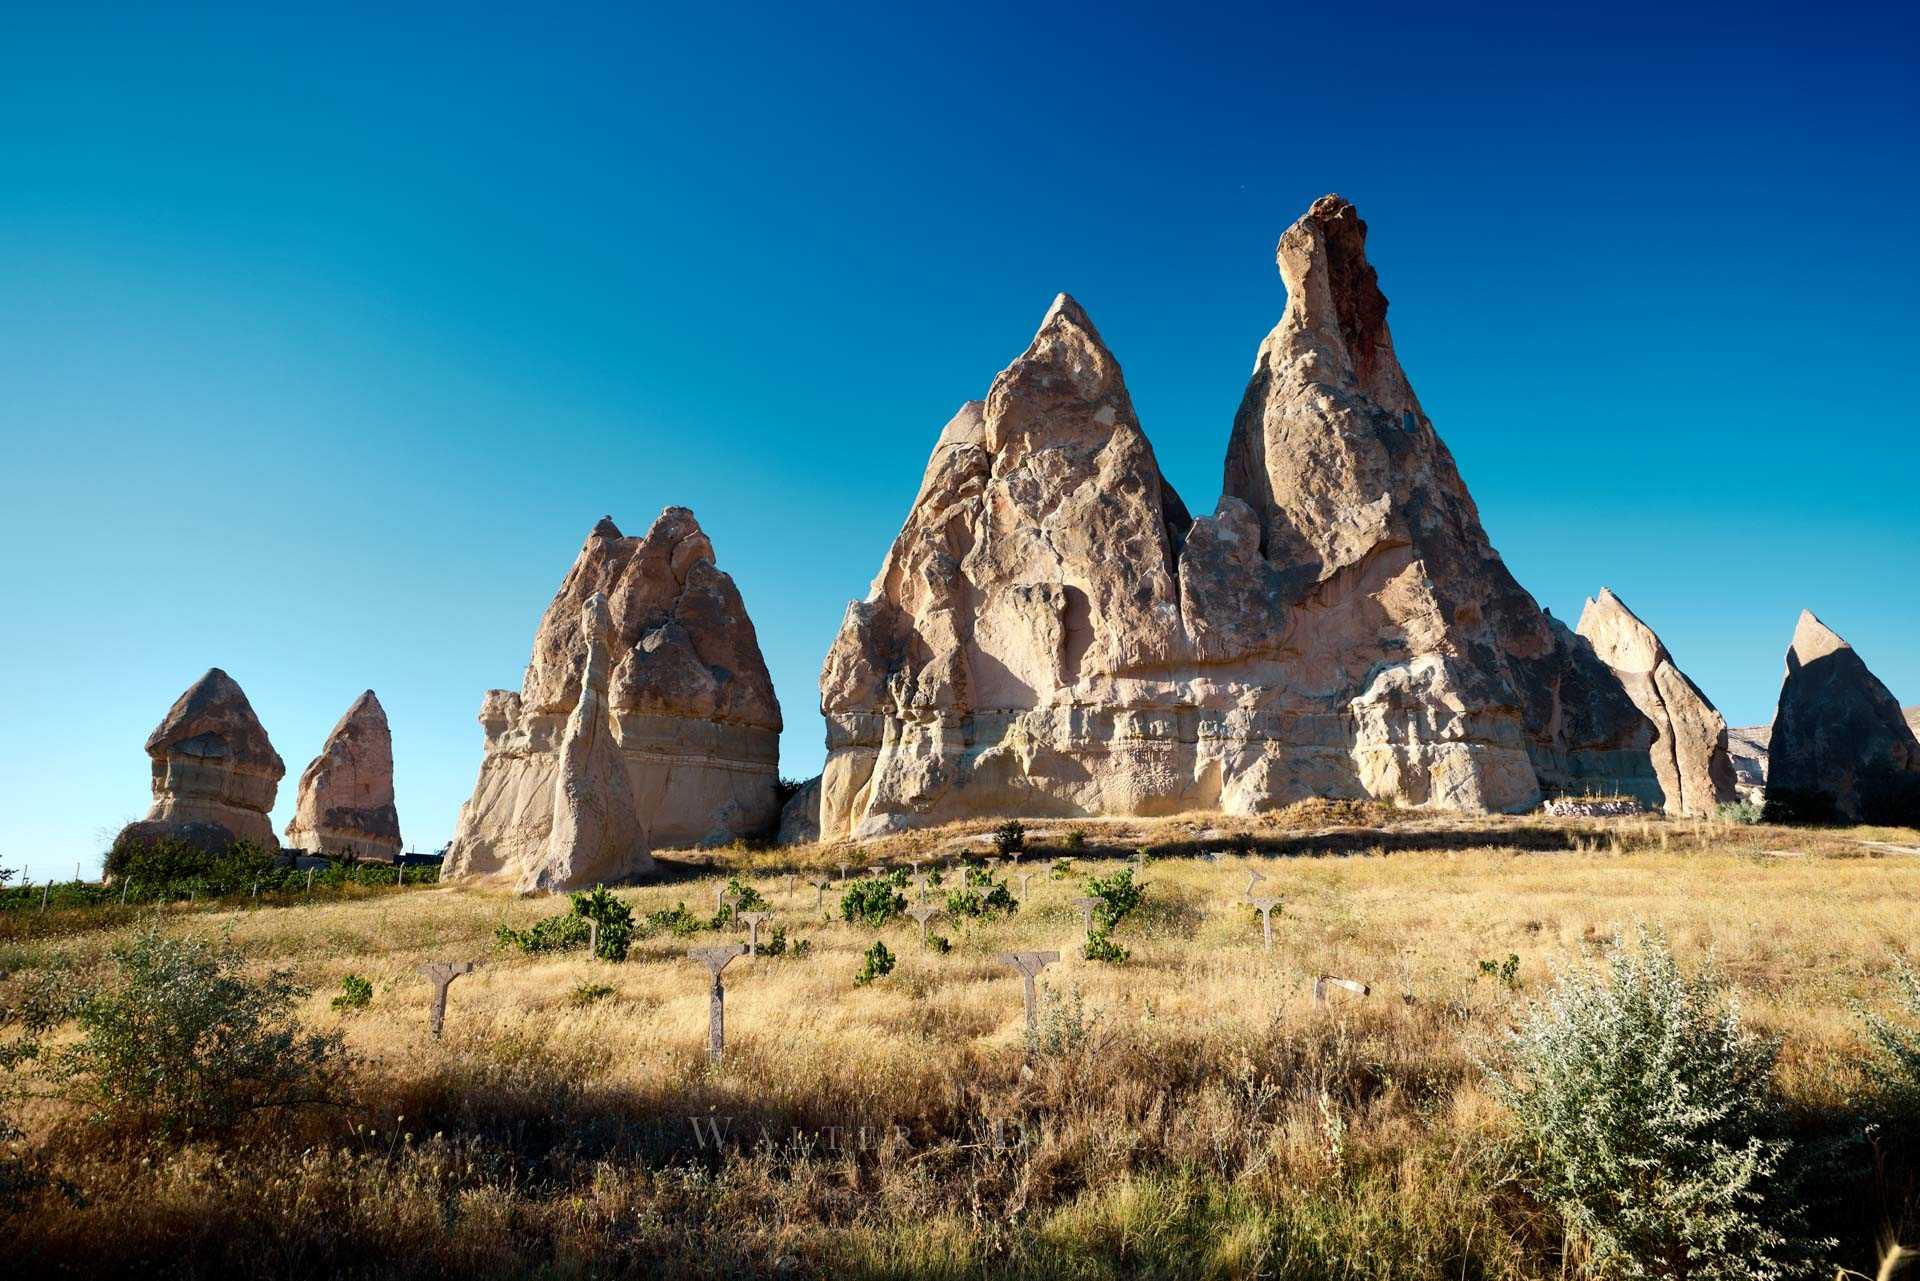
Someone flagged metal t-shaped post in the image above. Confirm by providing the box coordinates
[999,951,1061,1035]
[689,944,748,1064]
[419,961,478,1039]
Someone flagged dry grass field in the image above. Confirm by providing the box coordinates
[6,806,1920,1279]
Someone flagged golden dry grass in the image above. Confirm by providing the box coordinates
[6,809,1920,1279]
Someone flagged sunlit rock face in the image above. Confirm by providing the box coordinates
[445,508,780,884]
[284,690,402,860]
[1765,610,1920,823]
[814,196,1678,840]
[1574,589,1736,817]
[117,668,285,852]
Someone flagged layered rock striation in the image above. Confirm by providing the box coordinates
[285,690,402,859]
[1765,610,1920,823]
[116,668,284,852]
[445,508,780,885]
[814,196,1701,839]
[1575,589,1737,817]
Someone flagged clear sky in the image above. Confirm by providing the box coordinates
[2,1,1915,880]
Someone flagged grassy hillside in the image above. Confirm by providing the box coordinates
[5,809,1920,1279]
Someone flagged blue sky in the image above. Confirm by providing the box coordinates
[2,1,1915,879]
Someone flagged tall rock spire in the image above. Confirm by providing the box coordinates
[1765,610,1920,823]
[818,292,1196,838]
[444,507,780,888]
[1576,589,1737,816]
[285,690,402,859]
[1221,194,1661,809]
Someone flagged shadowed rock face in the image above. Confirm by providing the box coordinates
[1765,611,1920,823]
[1575,589,1737,816]
[285,690,401,859]
[812,196,1677,840]
[117,668,284,852]
[445,509,779,884]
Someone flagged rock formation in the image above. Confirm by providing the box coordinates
[444,508,779,884]
[529,592,655,891]
[1908,706,1920,740]
[284,690,402,859]
[1574,589,1737,816]
[1725,723,1770,799]
[1764,610,1920,823]
[115,668,283,853]
[777,775,822,845]
[813,195,1674,839]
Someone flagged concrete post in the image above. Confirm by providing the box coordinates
[999,951,1061,1035]
[740,911,772,956]
[419,961,479,1038]
[1246,896,1280,948]
[689,945,748,1064]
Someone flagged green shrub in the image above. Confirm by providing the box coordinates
[840,872,907,928]
[945,867,1018,920]
[1716,799,1763,825]
[50,926,346,1135]
[495,886,634,961]
[1082,929,1128,964]
[1227,831,1255,856]
[571,885,635,962]
[1488,928,1826,1279]
[1084,867,1143,932]
[854,940,895,986]
[992,819,1027,856]
[1062,828,1087,853]
[925,933,952,955]
[330,974,373,1012]
[640,902,704,938]
[1050,857,1076,880]
[569,981,615,1007]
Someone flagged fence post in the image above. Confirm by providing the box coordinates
[419,961,479,1038]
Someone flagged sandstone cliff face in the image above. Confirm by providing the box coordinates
[526,592,657,892]
[1765,611,1920,823]
[284,690,402,859]
[1575,589,1737,816]
[444,509,779,883]
[116,668,284,852]
[813,196,1674,840]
